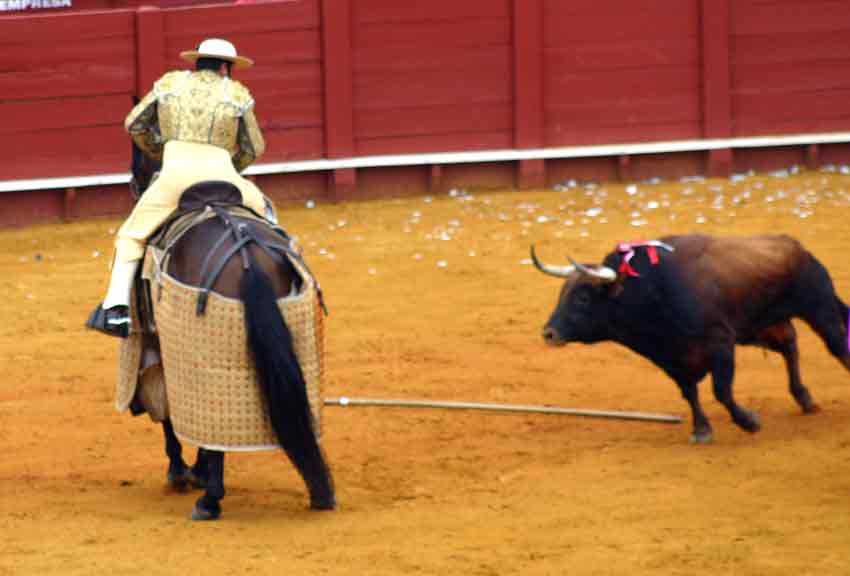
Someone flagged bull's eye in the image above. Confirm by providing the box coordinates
[573,289,591,306]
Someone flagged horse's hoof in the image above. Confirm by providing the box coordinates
[167,469,191,491]
[310,496,336,511]
[191,502,221,521]
[689,430,713,445]
[190,505,219,521]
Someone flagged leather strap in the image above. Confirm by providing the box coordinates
[196,234,253,316]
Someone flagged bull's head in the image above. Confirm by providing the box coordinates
[530,245,618,346]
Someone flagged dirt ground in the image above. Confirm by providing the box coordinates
[2,168,850,575]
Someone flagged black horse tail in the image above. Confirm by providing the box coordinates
[241,260,335,509]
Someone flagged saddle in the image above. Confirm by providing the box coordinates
[117,181,324,425]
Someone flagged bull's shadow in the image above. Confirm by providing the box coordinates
[532,234,850,444]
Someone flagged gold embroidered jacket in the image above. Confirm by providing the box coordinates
[125,70,265,173]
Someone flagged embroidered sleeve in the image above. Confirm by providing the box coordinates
[124,88,163,162]
[233,106,266,173]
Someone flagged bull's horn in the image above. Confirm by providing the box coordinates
[567,257,618,283]
[530,245,575,278]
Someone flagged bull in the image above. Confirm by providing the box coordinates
[531,234,850,443]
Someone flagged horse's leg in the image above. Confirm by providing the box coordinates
[189,447,209,489]
[191,450,225,521]
[163,420,208,490]
[163,419,191,489]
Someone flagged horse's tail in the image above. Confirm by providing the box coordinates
[241,260,335,509]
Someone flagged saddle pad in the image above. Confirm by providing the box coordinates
[115,286,168,422]
[115,207,294,425]
[115,300,142,414]
[151,254,325,451]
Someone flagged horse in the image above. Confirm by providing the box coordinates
[127,140,335,520]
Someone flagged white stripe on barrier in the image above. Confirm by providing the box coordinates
[2,131,850,193]
[0,172,131,193]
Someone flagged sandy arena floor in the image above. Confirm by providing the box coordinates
[2,169,850,575]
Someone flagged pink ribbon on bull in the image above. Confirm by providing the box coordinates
[617,240,675,277]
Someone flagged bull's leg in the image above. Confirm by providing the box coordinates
[757,323,819,413]
[675,379,713,444]
[192,450,224,521]
[711,347,761,433]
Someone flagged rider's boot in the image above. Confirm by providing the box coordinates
[85,259,139,339]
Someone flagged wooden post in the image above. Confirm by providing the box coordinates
[512,0,545,189]
[617,155,632,181]
[134,6,165,97]
[805,144,820,171]
[700,0,732,177]
[429,165,443,194]
[63,187,76,222]
[320,0,356,201]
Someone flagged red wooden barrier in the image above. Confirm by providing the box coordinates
[542,1,702,147]
[2,0,850,226]
[701,0,732,176]
[728,0,850,171]
[135,6,165,98]
[513,0,544,188]
[350,0,513,156]
[161,0,325,163]
[731,0,850,135]
[321,0,356,199]
[0,9,135,181]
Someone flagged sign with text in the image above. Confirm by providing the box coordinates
[0,0,72,11]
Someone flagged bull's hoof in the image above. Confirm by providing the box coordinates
[191,497,221,521]
[689,430,714,445]
[741,411,762,433]
[795,389,820,414]
[802,402,821,414]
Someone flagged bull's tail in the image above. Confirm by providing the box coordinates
[833,295,850,374]
[836,295,849,335]
[795,255,850,370]
[241,260,335,510]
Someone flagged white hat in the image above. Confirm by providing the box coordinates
[180,38,254,69]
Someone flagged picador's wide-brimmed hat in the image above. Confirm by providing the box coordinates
[180,38,254,69]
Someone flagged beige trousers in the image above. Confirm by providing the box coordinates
[114,140,266,263]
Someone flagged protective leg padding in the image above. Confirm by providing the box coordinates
[152,267,324,451]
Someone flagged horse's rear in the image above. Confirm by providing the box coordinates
[154,189,334,518]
